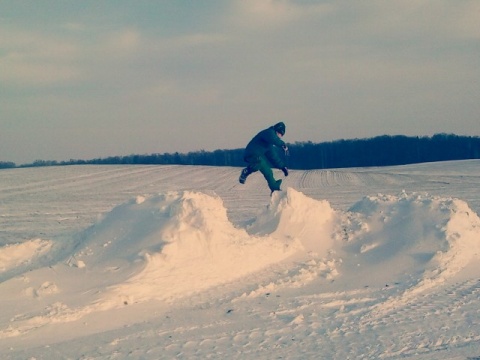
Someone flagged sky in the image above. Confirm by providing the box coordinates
[1,0,479,165]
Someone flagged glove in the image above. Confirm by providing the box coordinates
[282,167,289,177]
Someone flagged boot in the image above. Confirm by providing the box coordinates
[270,179,282,195]
[239,167,251,184]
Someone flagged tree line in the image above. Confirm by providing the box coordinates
[3,133,479,170]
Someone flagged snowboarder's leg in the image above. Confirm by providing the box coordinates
[265,148,285,170]
[270,179,282,196]
[257,157,281,192]
[240,155,280,192]
[240,155,261,184]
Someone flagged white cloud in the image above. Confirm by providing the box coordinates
[240,0,302,24]
[102,28,141,55]
[0,28,81,86]
[230,0,334,29]
[344,0,480,42]
[452,1,480,39]
[1,58,79,86]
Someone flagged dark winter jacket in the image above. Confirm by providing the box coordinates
[244,126,286,168]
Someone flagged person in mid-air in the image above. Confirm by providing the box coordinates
[239,122,289,193]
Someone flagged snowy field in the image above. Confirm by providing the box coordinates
[1,160,480,360]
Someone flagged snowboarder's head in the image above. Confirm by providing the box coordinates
[273,122,286,136]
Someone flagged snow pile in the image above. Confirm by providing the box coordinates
[248,188,337,256]
[89,190,303,306]
[343,191,480,292]
[88,188,480,308]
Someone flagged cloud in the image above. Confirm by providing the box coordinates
[102,28,141,56]
[230,0,334,29]
[1,59,80,87]
[0,26,81,86]
[451,1,480,39]
[237,0,303,25]
[341,0,480,42]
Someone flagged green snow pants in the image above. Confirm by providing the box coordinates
[244,154,281,192]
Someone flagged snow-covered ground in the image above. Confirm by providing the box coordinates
[1,160,480,359]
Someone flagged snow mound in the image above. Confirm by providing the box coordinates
[343,191,480,293]
[249,188,337,256]
[85,190,302,306]
[68,189,480,307]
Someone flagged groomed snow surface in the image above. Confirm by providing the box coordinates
[1,160,480,359]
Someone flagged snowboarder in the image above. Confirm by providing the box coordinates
[239,122,289,193]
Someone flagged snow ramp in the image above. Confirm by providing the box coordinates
[248,188,337,256]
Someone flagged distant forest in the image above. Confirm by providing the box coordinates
[2,133,480,170]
